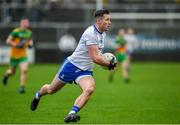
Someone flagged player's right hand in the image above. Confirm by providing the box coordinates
[108,57,117,70]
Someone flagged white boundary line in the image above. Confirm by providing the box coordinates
[0,123,180,125]
[111,13,180,20]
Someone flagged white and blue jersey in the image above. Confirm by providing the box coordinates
[58,25,106,83]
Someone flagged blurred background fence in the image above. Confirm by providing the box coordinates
[0,0,180,63]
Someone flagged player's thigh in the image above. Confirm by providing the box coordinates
[77,76,95,91]
[9,59,18,73]
[19,61,29,72]
[49,75,66,92]
[121,59,128,68]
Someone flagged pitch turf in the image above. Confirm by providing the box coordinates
[0,62,180,124]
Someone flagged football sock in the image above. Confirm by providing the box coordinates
[108,74,113,82]
[35,91,41,100]
[68,105,80,114]
[19,86,25,93]
[3,74,9,85]
[124,77,130,83]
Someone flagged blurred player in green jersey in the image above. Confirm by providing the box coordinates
[2,17,33,93]
[109,28,129,83]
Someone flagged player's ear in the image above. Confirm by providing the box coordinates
[96,16,102,22]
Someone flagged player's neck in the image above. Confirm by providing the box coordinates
[20,27,27,31]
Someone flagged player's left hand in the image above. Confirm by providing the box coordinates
[16,39,26,48]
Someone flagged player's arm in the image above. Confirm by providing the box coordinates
[28,39,33,48]
[88,45,110,67]
[6,35,18,47]
[88,45,116,70]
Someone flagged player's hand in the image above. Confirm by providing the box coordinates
[16,39,26,48]
[28,45,33,49]
[108,57,117,70]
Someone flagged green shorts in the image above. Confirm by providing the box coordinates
[10,57,28,67]
[115,52,128,63]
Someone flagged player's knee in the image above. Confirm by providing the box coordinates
[21,69,28,74]
[84,86,95,97]
[7,69,15,75]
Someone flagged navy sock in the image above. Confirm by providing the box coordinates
[69,105,80,114]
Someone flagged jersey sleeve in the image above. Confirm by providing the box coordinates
[115,36,126,45]
[84,32,98,46]
[10,28,19,38]
[28,30,33,39]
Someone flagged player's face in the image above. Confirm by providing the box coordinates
[118,29,125,36]
[20,19,30,29]
[101,14,111,32]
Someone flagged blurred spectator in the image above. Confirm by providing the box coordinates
[50,0,59,12]
[27,0,50,21]
[1,0,13,24]
[26,0,38,21]
[38,0,50,21]
[124,27,138,61]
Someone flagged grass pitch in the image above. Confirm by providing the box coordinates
[0,62,180,124]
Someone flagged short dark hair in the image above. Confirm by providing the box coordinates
[21,17,29,21]
[94,9,110,18]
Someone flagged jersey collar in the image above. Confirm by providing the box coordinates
[93,25,103,34]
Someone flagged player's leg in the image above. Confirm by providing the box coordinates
[74,76,95,109]
[39,76,65,96]
[127,53,132,72]
[109,52,120,82]
[19,61,29,93]
[64,76,95,123]
[109,63,119,82]
[109,68,114,82]
[121,59,129,83]
[2,58,19,85]
[30,75,65,111]
[31,59,72,111]
[2,65,16,85]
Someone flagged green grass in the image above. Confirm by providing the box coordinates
[0,62,180,124]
